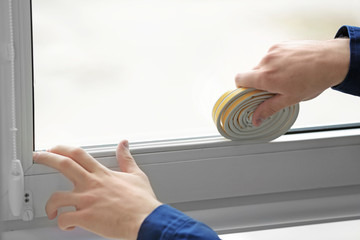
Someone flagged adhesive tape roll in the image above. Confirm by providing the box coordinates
[212,88,299,142]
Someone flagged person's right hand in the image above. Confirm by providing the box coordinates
[235,38,350,126]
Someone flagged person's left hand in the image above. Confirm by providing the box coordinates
[33,140,162,240]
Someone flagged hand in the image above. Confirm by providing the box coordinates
[235,39,350,126]
[33,140,162,240]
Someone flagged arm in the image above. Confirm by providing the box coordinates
[138,205,220,240]
[235,26,357,126]
[34,140,219,240]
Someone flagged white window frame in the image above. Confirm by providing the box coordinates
[2,0,360,235]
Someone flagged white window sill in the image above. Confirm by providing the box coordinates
[3,219,360,240]
[2,226,105,240]
[2,128,360,234]
[27,127,360,175]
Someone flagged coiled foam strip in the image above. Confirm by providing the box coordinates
[212,88,299,142]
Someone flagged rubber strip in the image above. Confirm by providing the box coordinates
[213,88,299,142]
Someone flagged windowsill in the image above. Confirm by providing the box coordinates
[25,128,360,176]
[27,127,360,176]
[2,226,106,240]
[4,127,360,233]
[3,219,360,240]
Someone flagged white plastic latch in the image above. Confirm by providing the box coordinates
[9,159,24,216]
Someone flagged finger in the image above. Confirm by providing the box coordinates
[46,191,78,220]
[116,140,140,173]
[252,94,291,126]
[57,211,83,231]
[48,145,104,173]
[33,151,89,185]
[235,70,263,89]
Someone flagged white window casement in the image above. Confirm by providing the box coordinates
[1,0,360,239]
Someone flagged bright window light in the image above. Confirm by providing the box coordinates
[32,0,360,149]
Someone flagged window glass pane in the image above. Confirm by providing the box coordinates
[32,0,360,149]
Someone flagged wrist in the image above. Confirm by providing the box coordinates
[326,38,350,87]
[134,200,162,239]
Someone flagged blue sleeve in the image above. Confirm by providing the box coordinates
[331,25,360,97]
[137,204,221,240]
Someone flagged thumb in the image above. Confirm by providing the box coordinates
[252,94,290,126]
[116,140,139,173]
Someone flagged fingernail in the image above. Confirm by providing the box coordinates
[123,140,129,150]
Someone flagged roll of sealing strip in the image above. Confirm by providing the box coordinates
[213,88,299,143]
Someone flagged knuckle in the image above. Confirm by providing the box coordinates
[255,71,270,90]
[45,200,53,215]
[267,43,284,53]
[260,69,276,83]
[124,155,135,163]
[86,177,103,188]
[268,44,279,52]
[97,167,112,177]
[261,52,278,65]
[49,144,65,152]
[78,193,97,207]
[45,192,64,216]
[69,147,85,158]
[49,192,62,202]
[234,73,243,87]
[59,157,74,169]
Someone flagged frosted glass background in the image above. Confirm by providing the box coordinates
[32,0,360,149]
